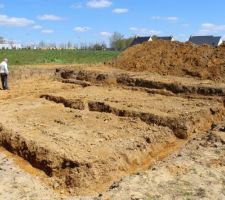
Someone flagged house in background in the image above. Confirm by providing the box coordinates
[130,35,175,47]
[130,36,152,46]
[188,36,223,47]
[0,43,12,49]
[11,43,22,49]
[0,40,22,49]
[152,36,175,41]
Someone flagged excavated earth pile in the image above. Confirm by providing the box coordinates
[0,66,225,196]
[109,40,225,81]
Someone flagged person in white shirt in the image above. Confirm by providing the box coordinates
[0,58,9,90]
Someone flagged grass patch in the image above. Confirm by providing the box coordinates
[0,49,120,66]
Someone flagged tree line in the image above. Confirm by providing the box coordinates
[0,33,134,51]
[39,32,134,51]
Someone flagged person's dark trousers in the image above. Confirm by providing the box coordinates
[0,73,8,90]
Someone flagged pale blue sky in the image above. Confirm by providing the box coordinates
[0,0,224,46]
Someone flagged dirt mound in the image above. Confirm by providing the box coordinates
[109,40,225,81]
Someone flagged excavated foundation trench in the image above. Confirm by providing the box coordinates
[0,67,225,195]
[0,99,183,195]
[56,68,225,96]
[40,94,222,140]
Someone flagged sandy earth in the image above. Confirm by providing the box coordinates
[0,66,224,199]
[0,129,224,200]
[0,148,58,200]
[102,131,225,200]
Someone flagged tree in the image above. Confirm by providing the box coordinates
[109,32,124,50]
[38,40,46,49]
[59,43,66,49]
[123,37,134,49]
[109,32,134,51]
[67,41,73,49]
[151,35,158,41]
[92,42,107,50]
[0,36,4,43]
[49,42,57,49]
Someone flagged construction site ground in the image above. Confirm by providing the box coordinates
[0,64,224,200]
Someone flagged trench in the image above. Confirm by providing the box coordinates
[0,120,185,195]
[40,94,85,110]
[0,68,224,196]
[0,126,53,176]
[117,76,225,96]
[56,69,225,97]
[0,124,92,191]
[0,93,223,195]
[40,94,222,140]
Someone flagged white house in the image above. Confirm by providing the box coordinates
[188,36,223,47]
[130,36,152,46]
[152,36,175,41]
[130,35,175,46]
[0,43,12,49]
[11,43,22,49]
[0,40,22,49]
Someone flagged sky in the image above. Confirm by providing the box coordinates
[0,0,225,46]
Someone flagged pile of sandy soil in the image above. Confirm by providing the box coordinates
[109,41,225,81]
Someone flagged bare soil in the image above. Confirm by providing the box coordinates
[101,128,225,200]
[0,65,224,199]
[109,40,225,81]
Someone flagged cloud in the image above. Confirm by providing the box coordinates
[87,0,112,8]
[33,25,43,29]
[151,16,179,22]
[166,17,179,21]
[37,14,64,21]
[151,16,161,20]
[100,31,112,37]
[130,27,161,35]
[112,8,128,14]
[74,26,91,32]
[0,15,34,27]
[71,2,83,9]
[0,4,4,9]
[41,29,54,34]
[199,23,225,34]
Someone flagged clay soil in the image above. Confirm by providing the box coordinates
[109,40,225,81]
[0,65,224,199]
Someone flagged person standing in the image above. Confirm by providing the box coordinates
[0,58,9,90]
